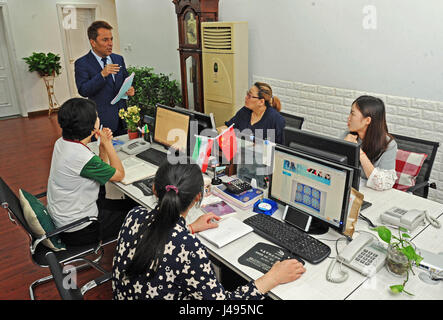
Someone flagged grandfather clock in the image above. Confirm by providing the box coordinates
[173,0,219,112]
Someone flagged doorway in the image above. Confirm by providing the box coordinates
[0,7,21,118]
[57,4,96,97]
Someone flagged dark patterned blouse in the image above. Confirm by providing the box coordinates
[112,206,266,300]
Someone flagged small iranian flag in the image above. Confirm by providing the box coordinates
[192,135,214,173]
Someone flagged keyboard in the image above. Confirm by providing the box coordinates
[243,214,331,264]
[136,148,167,166]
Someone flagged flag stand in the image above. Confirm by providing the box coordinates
[211,163,222,185]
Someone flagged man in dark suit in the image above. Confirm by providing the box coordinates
[75,21,134,135]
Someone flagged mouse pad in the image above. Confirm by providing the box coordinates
[238,242,304,274]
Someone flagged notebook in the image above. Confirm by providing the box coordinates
[198,217,253,248]
[121,156,157,185]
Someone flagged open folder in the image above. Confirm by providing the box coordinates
[111,72,135,105]
[198,217,253,248]
[120,156,157,185]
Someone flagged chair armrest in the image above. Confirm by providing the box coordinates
[45,216,98,238]
[32,216,99,254]
[406,181,430,194]
[80,273,112,296]
[34,191,47,199]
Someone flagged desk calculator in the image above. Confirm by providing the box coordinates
[224,179,252,194]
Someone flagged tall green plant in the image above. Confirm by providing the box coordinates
[127,66,182,118]
[23,52,62,77]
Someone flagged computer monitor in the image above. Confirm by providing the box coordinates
[173,106,217,137]
[283,127,361,190]
[154,104,190,153]
[235,132,275,189]
[270,144,354,235]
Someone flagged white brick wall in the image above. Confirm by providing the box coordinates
[253,75,443,204]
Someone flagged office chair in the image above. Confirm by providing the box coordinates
[0,177,117,300]
[280,112,305,130]
[391,133,440,198]
[45,251,112,300]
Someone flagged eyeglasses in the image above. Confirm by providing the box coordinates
[246,90,260,99]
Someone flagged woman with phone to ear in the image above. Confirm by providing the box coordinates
[343,95,397,191]
[112,162,305,300]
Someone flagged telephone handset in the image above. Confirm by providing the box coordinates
[121,138,151,155]
[326,233,387,283]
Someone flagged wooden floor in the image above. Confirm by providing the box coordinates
[0,114,114,300]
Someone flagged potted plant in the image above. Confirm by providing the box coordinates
[23,52,62,115]
[127,66,182,119]
[119,106,141,140]
[23,52,62,77]
[373,226,423,295]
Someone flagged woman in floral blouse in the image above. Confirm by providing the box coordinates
[112,162,305,300]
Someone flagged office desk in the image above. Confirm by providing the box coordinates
[187,185,443,300]
[93,138,443,300]
[346,213,443,300]
[345,187,443,300]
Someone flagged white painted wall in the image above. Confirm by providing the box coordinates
[114,0,180,81]
[220,0,443,102]
[3,0,120,113]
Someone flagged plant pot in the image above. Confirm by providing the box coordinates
[386,244,409,277]
[128,130,139,140]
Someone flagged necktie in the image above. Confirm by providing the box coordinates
[101,57,115,83]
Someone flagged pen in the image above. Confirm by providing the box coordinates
[97,124,103,146]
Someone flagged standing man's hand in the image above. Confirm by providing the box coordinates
[126,86,135,97]
[101,64,120,77]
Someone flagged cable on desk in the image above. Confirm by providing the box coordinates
[359,213,377,228]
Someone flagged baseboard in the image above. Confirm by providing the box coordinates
[28,108,59,118]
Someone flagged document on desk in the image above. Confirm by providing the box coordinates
[198,217,253,248]
[120,156,157,185]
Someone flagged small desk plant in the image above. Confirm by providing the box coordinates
[373,226,423,295]
[119,105,141,139]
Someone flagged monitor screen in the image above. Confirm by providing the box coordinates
[154,105,190,152]
[283,127,361,190]
[270,144,353,234]
[173,106,216,137]
[235,132,275,188]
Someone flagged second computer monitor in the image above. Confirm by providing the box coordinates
[283,127,361,190]
[173,106,217,137]
[154,104,190,153]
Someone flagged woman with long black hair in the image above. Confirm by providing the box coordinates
[343,95,398,190]
[112,162,305,300]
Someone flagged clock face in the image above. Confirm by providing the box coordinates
[184,11,197,45]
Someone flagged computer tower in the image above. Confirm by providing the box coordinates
[201,21,248,127]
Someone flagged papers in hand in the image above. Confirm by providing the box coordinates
[198,217,253,248]
[111,72,135,105]
[120,156,157,185]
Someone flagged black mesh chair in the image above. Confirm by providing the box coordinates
[0,177,117,300]
[45,251,112,300]
[392,133,440,198]
[280,112,304,130]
